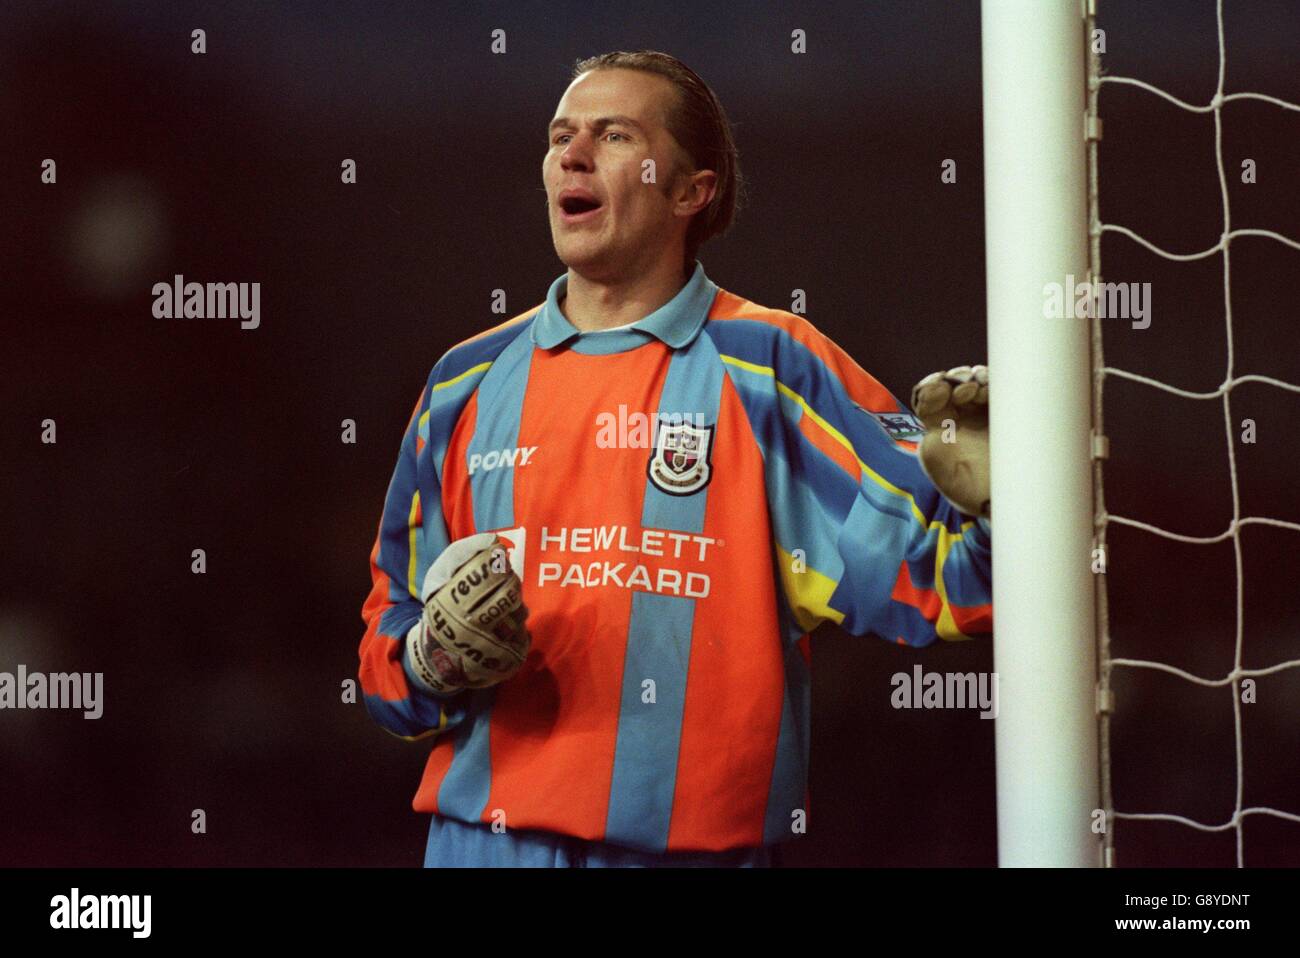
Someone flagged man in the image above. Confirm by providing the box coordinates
[358,50,992,867]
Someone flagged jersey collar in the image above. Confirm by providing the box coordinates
[530,260,718,351]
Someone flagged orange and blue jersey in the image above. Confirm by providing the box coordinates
[358,260,993,854]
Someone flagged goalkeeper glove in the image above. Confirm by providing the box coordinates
[406,532,530,694]
[910,364,991,520]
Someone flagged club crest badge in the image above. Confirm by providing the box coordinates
[647,419,715,496]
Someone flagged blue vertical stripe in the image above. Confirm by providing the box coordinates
[603,591,695,851]
[604,333,725,849]
[467,329,535,532]
[436,687,499,822]
[641,330,725,532]
[439,327,536,823]
[763,637,812,844]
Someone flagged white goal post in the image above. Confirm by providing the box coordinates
[980,0,1102,867]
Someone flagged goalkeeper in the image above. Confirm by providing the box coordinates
[358,50,992,867]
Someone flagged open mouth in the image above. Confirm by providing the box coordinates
[558,192,604,222]
[561,196,601,215]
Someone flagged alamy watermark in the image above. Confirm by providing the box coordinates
[152,274,260,329]
[0,665,103,719]
[595,405,707,449]
[50,888,150,938]
[1043,273,1150,329]
[891,664,998,719]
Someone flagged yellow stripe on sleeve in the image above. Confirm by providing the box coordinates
[407,491,421,599]
[776,545,845,633]
[723,353,985,642]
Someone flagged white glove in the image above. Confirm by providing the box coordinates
[910,364,990,520]
[405,532,530,694]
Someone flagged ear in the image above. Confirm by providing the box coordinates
[674,168,718,220]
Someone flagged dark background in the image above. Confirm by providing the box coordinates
[1,0,1296,867]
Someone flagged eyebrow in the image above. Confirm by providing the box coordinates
[548,114,646,135]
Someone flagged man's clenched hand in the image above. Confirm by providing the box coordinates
[408,532,530,694]
[909,364,990,520]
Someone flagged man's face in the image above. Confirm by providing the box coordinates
[543,68,695,279]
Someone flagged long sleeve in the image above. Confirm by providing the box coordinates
[358,382,468,741]
[721,313,992,647]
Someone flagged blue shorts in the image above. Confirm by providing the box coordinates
[423,814,776,868]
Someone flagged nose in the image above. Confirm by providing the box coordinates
[560,131,594,172]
